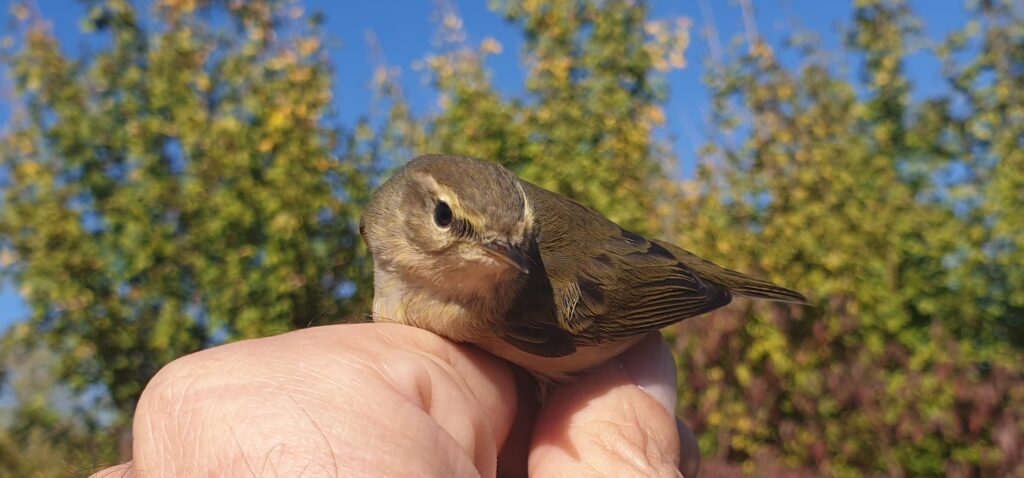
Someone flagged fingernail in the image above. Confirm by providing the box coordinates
[619,333,678,415]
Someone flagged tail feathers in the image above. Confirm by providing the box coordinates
[717,269,809,305]
[655,239,810,305]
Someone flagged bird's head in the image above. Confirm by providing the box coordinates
[361,155,536,293]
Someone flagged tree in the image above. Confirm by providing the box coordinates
[937,0,1024,344]
[0,332,118,477]
[381,0,690,235]
[670,0,1024,475]
[0,0,373,466]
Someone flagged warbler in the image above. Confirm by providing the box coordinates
[360,154,807,383]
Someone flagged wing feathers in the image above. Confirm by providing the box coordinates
[510,180,802,351]
[564,233,733,343]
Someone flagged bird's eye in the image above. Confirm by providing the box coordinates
[434,201,453,228]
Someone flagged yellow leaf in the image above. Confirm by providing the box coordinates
[161,0,196,13]
[266,51,297,71]
[268,107,290,130]
[481,37,503,55]
[669,50,686,69]
[0,249,15,267]
[644,21,663,35]
[288,67,312,83]
[16,136,36,155]
[19,160,40,178]
[195,73,211,92]
[752,41,774,60]
[298,37,320,56]
[646,106,666,125]
[258,138,274,152]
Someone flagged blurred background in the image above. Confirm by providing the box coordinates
[0,0,1021,475]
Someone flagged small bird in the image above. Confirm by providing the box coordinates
[360,155,807,383]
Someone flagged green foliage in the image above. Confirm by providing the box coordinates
[671,0,1024,475]
[383,0,689,234]
[0,333,119,477]
[0,0,373,468]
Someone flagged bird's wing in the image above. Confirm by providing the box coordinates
[516,181,733,348]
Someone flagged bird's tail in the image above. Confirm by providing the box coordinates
[655,239,810,305]
[708,267,809,305]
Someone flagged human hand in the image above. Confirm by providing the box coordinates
[90,323,698,477]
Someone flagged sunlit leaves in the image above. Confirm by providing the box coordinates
[672,0,1024,474]
[0,1,372,467]
[388,0,689,235]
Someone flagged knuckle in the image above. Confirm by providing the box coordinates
[138,348,230,418]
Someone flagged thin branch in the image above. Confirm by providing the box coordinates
[739,0,760,52]
[697,0,724,64]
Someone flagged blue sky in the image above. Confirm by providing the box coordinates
[0,0,968,330]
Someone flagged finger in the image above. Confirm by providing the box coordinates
[370,324,521,471]
[128,323,517,477]
[677,417,701,478]
[497,366,542,478]
[88,462,133,478]
[529,333,685,477]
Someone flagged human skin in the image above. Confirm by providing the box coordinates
[89,323,699,477]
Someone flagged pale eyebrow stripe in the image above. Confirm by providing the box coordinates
[515,178,532,223]
[513,177,535,241]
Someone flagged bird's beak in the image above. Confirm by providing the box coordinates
[482,240,530,274]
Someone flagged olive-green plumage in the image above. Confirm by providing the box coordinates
[361,154,807,381]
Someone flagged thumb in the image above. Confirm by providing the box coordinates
[528,333,697,477]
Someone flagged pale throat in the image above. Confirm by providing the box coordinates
[371,262,524,342]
